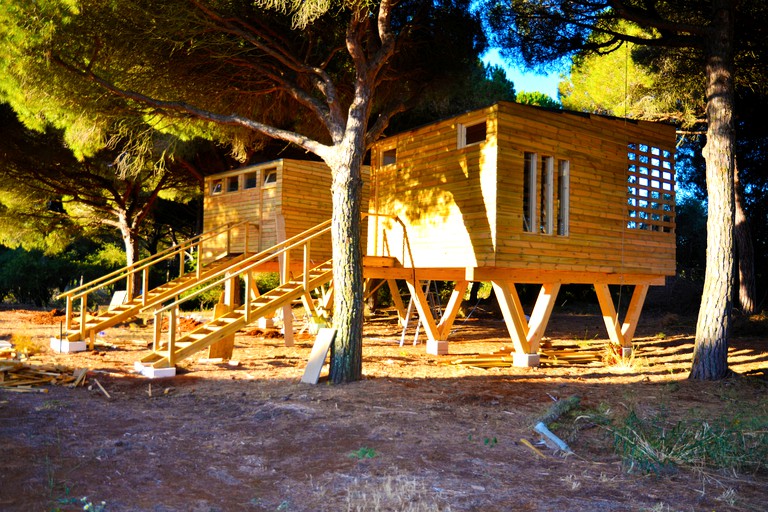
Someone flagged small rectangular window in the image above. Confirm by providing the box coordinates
[540,156,554,234]
[263,169,277,186]
[458,119,487,148]
[381,148,397,166]
[244,172,257,189]
[523,152,537,232]
[226,176,239,193]
[557,160,570,236]
[211,179,223,195]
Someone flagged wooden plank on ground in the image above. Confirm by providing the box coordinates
[301,328,336,385]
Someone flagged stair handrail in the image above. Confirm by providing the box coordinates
[57,221,250,335]
[149,219,333,317]
[362,212,416,270]
[57,221,250,302]
[146,213,415,366]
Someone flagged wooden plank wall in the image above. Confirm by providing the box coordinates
[368,101,676,277]
[367,108,499,268]
[203,159,369,265]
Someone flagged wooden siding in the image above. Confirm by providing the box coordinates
[203,159,369,265]
[368,101,676,279]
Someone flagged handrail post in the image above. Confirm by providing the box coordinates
[167,307,177,367]
[65,295,73,331]
[126,267,134,302]
[196,240,202,279]
[303,241,310,293]
[244,223,250,257]
[142,268,149,307]
[79,294,87,340]
[244,271,252,323]
[153,310,162,352]
[178,241,186,278]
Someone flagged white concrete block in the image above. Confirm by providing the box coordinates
[513,352,541,367]
[257,317,274,329]
[133,361,176,379]
[426,339,449,356]
[621,347,633,359]
[49,337,87,353]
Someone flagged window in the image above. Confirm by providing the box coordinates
[263,169,277,186]
[210,179,223,195]
[226,176,239,193]
[540,156,554,234]
[557,160,570,236]
[523,152,537,232]
[244,172,258,189]
[381,147,397,166]
[626,143,674,232]
[458,119,487,148]
[523,152,570,236]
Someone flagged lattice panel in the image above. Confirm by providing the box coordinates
[626,143,675,233]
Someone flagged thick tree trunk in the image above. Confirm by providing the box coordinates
[326,151,365,383]
[733,161,756,315]
[689,0,735,380]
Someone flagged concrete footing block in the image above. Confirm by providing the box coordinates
[49,337,87,353]
[426,339,449,356]
[133,361,176,379]
[513,352,541,367]
[621,346,633,359]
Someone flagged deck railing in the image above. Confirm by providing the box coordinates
[56,221,252,339]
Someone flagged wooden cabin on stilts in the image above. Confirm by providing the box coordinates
[54,101,675,375]
[365,101,676,363]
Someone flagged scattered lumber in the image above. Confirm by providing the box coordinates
[0,361,88,390]
[451,344,603,369]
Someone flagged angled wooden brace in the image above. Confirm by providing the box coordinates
[491,280,531,355]
[594,284,649,350]
[526,283,561,353]
[404,278,440,343]
[436,280,469,340]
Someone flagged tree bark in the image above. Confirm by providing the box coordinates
[689,0,735,380]
[326,141,365,383]
[118,212,141,300]
[733,160,756,315]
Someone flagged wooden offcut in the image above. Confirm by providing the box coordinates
[301,328,336,384]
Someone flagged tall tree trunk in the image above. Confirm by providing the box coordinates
[733,160,756,315]
[118,213,141,300]
[325,88,369,383]
[327,150,365,383]
[689,0,735,380]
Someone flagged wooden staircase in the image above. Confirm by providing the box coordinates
[140,260,334,370]
[54,222,253,351]
[63,254,244,342]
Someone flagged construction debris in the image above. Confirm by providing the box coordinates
[0,361,89,391]
[451,343,603,369]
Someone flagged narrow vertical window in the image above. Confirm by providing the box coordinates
[540,156,554,234]
[523,152,537,232]
[557,160,570,236]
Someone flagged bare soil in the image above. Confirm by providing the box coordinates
[1,305,767,512]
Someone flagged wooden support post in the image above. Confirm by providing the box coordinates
[492,280,537,366]
[526,283,561,352]
[142,268,149,307]
[153,311,162,352]
[437,280,469,340]
[167,308,177,367]
[387,280,407,326]
[404,279,441,351]
[620,284,649,345]
[208,303,235,359]
[65,296,73,331]
[79,295,87,342]
[594,283,624,347]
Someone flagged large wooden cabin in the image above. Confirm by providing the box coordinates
[365,101,676,360]
[197,102,676,364]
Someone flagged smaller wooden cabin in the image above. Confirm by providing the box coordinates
[365,101,677,360]
[203,159,362,263]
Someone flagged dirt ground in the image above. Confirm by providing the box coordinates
[1,304,767,512]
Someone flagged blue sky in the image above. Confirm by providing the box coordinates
[482,49,564,100]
